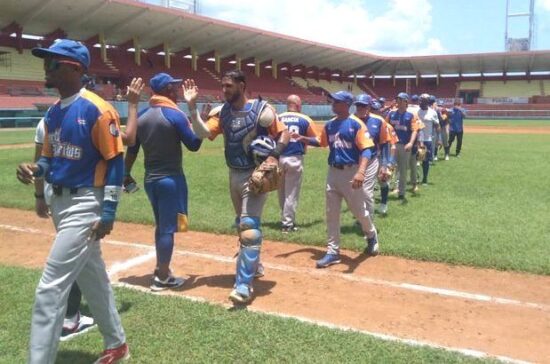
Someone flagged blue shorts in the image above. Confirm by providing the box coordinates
[145,174,188,234]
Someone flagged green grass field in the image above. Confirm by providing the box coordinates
[1,126,549,275]
[0,128,37,145]
[0,265,493,364]
[0,122,546,363]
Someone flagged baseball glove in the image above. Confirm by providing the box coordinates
[416,146,427,162]
[378,165,394,183]
[248,160,282,194]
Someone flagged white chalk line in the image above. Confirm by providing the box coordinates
[2,223,549,312]
[0,223,541,363]
[112,281,532,364]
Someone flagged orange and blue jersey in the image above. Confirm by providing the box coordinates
[279,111,319,156]
[357,113,392,159]
[320,115,375,165]
[206,100,285,140]
[42,89,123,188]
[387,110,419,145]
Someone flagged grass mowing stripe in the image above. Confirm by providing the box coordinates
[0,265,498,364]
[1,132,549,275]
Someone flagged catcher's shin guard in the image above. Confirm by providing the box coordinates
[236,217,262,288]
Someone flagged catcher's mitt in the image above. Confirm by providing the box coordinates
[378,165,394,183]
[416,146,427,162]
[248,160,282,194]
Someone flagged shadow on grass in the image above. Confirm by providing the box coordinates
[275,246,373,274]
[57,350,97,364]
[80,300,133,317]
[262,219,324,231]
[118,273,277,299]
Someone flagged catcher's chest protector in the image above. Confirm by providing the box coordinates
[221,99,267,169]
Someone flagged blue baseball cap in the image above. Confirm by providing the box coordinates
[150,73,182,93]
[378,97,386,104]
[411,94,419,102]
[370,100,382,111]
[396,92,409,101]
[429,95,437,104]
[32,39,90,69]
[328,91,354,105]
[353,94,372,106]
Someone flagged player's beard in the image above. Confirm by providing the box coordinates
[226,90,241,104]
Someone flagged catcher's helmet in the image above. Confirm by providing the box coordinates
[249,135,276,165]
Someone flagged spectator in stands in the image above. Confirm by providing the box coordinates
[448,100,466,157]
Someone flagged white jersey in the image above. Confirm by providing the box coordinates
[407,104,420,117]
[34,118,53,204]
[35,118,46,144]
[416,108,439,142]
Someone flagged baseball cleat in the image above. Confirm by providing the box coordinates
[445,155,449,161]
[61,312,96,341]
[378,203,388,215]
[281,224,299,233]
[366,234,380,257]
[93,343,130,364]
[150,274,185,291]
[229,285,253,304]
[316,253,341,268]
[255,262,265,278]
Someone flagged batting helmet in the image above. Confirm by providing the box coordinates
[249,135,276,165]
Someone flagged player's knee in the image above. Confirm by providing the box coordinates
[239,216,262,247]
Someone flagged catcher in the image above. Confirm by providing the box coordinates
[183,70,289,304]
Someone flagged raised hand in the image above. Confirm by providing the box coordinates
[200,103,212,120]
[126,77,144,104]
[182,79,199,106]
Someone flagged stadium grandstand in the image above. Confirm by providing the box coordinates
[1,0,550,126]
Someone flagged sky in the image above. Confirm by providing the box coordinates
[197,0,550,56]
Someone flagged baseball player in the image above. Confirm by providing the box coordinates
[417,94,439,185]
[125,73,202,291]
[406,94,422,193]
[16,39,128,364]
[34,117,95,339]
[316,91,379,268]
[448,100,466,157]
[368,100,398,215]
[277,94,320,233]
[387,92,420,202]
[429,95,441,162]
[352,94,391,218]
[439,105,451,160]
[183,70,289,304]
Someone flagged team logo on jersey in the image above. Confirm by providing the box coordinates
[329,132,352,149]
[50,128,82,160]
[231,117,245,130]
[109,121,119,137]
[77,118,86,126]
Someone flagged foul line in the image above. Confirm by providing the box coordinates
[0,223,541,363]
[1,223,549,312]
[112,281,531,364]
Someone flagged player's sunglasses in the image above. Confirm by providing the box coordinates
[44,59,82,71]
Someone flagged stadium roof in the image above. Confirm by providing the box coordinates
[1,0,550,76]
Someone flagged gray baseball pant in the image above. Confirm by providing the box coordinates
[229,168,268,218]
[278,155,304,228]
[326,165,376,255]
[29,187,125,364]
[396,144,411,197]
[362,157,380,218]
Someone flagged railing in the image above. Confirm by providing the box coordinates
[464,110,550,119]
[136,0,199,13]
